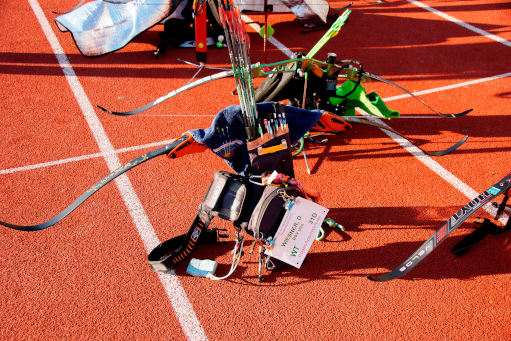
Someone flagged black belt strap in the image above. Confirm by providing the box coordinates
[148,170,250,272]
[148,209,213,272]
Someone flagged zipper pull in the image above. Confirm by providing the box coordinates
[278,190,295,210]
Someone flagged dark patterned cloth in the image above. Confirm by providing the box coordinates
[188,103,322,175]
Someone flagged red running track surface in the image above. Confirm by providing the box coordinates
[1,0,510,340]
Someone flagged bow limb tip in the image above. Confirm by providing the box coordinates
[95,105,116,115]
[453,108,473,118]
[441,108,472,118]
[426,135,468,157]
[330,2,353,11]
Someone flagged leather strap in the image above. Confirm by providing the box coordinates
[148,210,213,272]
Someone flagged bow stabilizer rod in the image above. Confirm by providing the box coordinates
[307,9,351,59]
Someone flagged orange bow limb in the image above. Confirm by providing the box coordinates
[312,112,352,132]
[167,132,208,159]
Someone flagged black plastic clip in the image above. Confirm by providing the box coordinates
[202,228,229,244]
[451,218,511,256]
[494,188,510,220]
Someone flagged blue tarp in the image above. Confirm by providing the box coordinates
[55,0,180,56]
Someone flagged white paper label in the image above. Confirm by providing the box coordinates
[264,197,329,268]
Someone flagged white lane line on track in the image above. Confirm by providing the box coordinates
[382,72,511,102]
[28,1,207,340]
[407,0,511,48]
[0,139,176,175]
